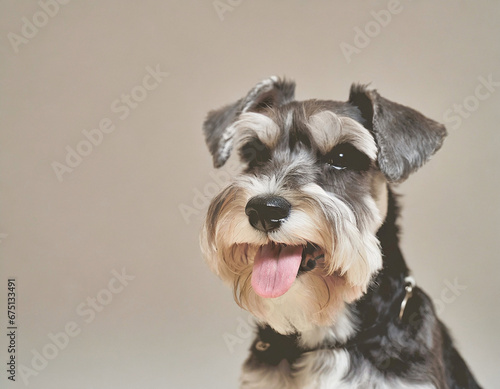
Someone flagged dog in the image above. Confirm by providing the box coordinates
[200,76,482,388]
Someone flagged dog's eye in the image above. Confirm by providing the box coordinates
[240,139,271,167]
[323,143,371,171]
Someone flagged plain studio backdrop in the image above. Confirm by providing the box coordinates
[0,1,499,388]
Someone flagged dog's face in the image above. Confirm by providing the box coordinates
[201,77,446,334]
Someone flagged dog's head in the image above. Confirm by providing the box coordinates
[200,77,446,334]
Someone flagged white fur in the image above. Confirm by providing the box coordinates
[204,90,445,389]
[242,76,278,112]
[298,308,357,348]
[234,112,281,149]
[201,166,386,334]
[241,349,437,389]
[307,111,377,160]
[284,109,294,133]
[241,359,295,389]
[201,134,389,332]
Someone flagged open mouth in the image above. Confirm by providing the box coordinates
[251,242,324,299]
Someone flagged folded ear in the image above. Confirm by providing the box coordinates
[349,84,447,182]
[203,76,295,168]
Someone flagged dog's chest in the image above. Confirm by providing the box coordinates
[240,349,436,389]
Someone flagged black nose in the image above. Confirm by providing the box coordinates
[245,196,291,232]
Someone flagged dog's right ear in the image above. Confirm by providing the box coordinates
[203,76,295,168]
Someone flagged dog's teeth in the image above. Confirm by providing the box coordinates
[300,252,319,272]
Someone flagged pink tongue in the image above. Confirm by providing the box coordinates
[251,244,303,298]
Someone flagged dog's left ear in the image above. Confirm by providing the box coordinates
[349,84,447,182]
[203,76,295,168]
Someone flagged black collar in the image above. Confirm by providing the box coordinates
[250,277,416,367]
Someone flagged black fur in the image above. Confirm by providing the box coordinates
[203,77,295,167]
[244,191,482,388]
[349,85,447,182]
[203,77,481,388]
[352,190,481,388]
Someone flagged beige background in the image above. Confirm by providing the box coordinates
[1,1,499,388]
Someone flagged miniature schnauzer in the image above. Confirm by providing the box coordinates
[200,77,482,388]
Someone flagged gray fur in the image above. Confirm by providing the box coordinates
[200,77,480,388]
[348,84,447,182]
[203,76,296,167]
[203,79,446,179]
[246,102,379,233]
